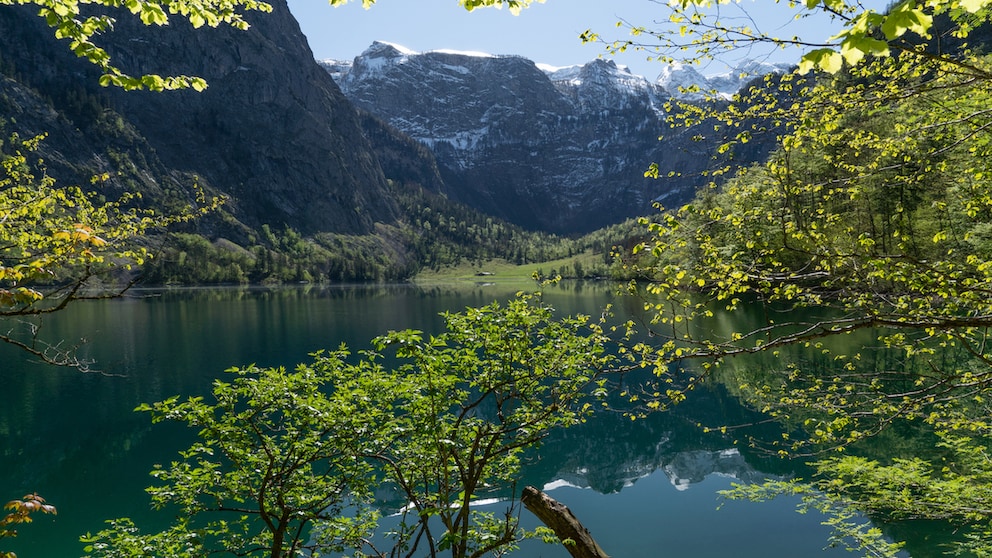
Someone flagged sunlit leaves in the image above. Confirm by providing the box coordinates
[722,480,905,557]
[798,48,842,74]
[626,15,992,554]
[88,296,616,558]
[959,0,992,11]
[637,50,992,366]
[840,36,890,65]
[725,428,992,556]
[0,133,219,367]
[603,0,992,553]
[457,0,544,15]
[880,3,933,40]
[325,0,545,11]
[594,1,992,76]
[89,348,396,558]
[368,295,616,557]
[0,135,147,313]
[1,493,56,535]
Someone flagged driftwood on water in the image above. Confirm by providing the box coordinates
[521,485,610,558]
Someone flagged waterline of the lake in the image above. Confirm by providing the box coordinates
[0,283,879,557]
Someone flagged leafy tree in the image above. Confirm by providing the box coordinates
[585,0,992,555]
[1,494,56,558]
[587,0,992,77]
[0,133,204,368]
[82,349,397,558]
[368,296,617,558]
[82,295,620,558]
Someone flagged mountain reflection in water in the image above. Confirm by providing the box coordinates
[0,285,876,557]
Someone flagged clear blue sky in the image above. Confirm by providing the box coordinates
[285,0,877,79]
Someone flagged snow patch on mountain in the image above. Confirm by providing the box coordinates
[375,40,417,56]
[319,42,786,233]
[657,59,794,100]
[538,63,583,84]
[542,59,649,91]
[540,59,667,113]
[431,48,496,58]
[319,59,352,82]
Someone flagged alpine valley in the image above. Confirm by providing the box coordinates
[325,42,789,234]
[0,0,789,283]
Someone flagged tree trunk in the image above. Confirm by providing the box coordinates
[521,486,610,558]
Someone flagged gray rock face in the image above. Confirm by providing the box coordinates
[0,1,398,236]
[325,43,775,234]
[0,6,784,240]
[656,60,793,100]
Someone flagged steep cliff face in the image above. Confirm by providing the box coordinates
[327,43,772,234]
[0,1,399,236]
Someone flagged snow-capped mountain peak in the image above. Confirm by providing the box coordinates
[319,43,784,233]
[657,59,793,100]
[538,58,666,113]
[542,58,643,84]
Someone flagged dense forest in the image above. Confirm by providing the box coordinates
[137,179,646,283]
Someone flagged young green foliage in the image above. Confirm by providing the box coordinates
[370,295,615,558]
[632,50,992,437]
[0,0,274,90]
[83,348,397,558]
[84,295,617,558]
[603,2,992,554]
[588,0,992,76]
[0,133,209,368]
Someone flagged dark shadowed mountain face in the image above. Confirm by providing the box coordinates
[325,43,778,235]
[0,1,400,236]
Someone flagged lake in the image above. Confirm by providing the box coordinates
[1,283,891,557]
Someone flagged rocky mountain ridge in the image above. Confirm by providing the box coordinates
[656,59,794,100]
[0,0,408,239]
[324,42,788,234]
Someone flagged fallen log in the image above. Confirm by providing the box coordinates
[521,485,610,558]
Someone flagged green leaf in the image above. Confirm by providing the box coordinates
[958,0,989,13]
[139,4,169,26]
[840,35,890,65]
[880,7,932,40]
[799,48,843,74]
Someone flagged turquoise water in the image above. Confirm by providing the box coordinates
[0,284,872,557]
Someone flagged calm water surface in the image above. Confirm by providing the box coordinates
[1,283,873,557]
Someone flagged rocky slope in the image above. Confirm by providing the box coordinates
[325,43,786,234]
[0,0,407,238]
[657,60,794,100]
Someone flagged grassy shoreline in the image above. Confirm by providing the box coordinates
[412,250,608,284]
